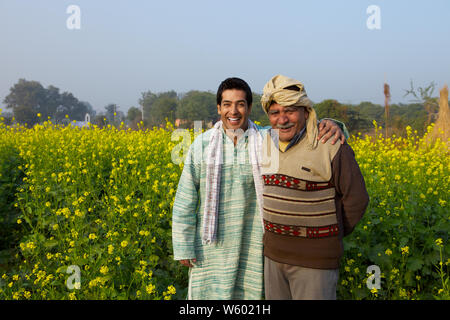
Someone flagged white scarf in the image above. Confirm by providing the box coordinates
[202,120,265,244]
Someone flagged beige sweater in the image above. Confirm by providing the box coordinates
[261,133,369,269]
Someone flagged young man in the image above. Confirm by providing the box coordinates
[171,77,347,299]
[260,74,369,300]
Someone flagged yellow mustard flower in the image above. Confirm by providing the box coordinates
[146,284,156,294]
[100,266,109,274]
[435,238,443,247]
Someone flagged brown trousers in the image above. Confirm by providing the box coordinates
[264,257,339,300]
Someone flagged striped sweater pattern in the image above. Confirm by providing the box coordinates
[262,173,339,239]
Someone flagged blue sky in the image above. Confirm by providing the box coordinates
[1,0,449,113]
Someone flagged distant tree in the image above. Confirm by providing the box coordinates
[93,112,107,128]
[80,101,96,119]
[151,94,178,127]
[353,101,384,123]
[126,106,142,129]
[314,99,348,122]
[104,104,124,126]
[45,85,62,120]
[60,92,89,121]
[3,79,95,126]
[3,79,47,126]
[0,110,14,126]
[249,93,270,126]
[127,106,141,122]
[404,80,439,125]
[139,91,157,126]
[139,91,177,127]
[390,103,428,135]
[176,91,216,127]
[345,108,372,134]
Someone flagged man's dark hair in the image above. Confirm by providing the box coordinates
[216,77,253,106]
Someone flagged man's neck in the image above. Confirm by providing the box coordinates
[222,122,248,146]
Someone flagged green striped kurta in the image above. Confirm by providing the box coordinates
[172,126,265,300]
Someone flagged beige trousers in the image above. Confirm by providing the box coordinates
[264,256,339,300]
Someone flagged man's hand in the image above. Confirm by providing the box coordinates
[318,119,346,145]
[179,259,196,267]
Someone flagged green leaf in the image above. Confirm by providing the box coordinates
[399,237,409,247]
[72,258,88,266]
[0,249,15,265]
[343,239,358,250]
[44,239,59,249]
[354,287,369,299]
[406,256,423,272]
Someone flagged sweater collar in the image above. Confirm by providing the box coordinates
[269,126,306,152]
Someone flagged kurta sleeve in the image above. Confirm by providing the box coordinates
[331,143,369,236]
[172,140,201,260]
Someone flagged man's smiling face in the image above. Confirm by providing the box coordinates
[268,103,309,142]
[217,89,252,131]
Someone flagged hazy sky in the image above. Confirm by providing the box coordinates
[1,0,449,113]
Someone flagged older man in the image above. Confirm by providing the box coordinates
[260,75,369,300]
[172,77,347,300]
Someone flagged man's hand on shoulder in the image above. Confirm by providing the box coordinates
[318,119,346,145]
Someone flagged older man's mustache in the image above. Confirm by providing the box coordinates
[276,123,295,129]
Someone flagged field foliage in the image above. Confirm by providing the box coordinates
[0,116,448,300]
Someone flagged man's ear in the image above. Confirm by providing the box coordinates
[304,108,309,120]
[217,104,221,115]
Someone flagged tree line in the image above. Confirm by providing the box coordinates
[1,79,443,136]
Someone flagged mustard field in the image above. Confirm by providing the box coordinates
[0,116,448,300]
